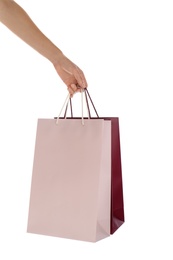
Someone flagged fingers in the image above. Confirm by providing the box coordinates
[53,53,88,93]
[68,84,81,97]
[73,66,88,89]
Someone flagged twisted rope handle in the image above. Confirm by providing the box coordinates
[56,91,85,125]
[56,89,99,125]
[63,89,99,119]
[85,89,99,118]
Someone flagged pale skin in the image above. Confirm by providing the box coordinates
[0,0,87,96]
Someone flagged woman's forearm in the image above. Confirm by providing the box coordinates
[0,0,62,64]
[0,0,88,92]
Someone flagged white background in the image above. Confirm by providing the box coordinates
[0,0,173,259]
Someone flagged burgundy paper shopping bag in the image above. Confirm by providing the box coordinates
[27,118,111,242]
[102,117,124,234]
[84,90,124,234]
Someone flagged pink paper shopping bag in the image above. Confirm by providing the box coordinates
[27,115,111,242]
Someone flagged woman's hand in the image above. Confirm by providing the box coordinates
[53,53,87,97]
[0,0,88,96]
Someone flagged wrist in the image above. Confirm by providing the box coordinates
[50,47,64,66]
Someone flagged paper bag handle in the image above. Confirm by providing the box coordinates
[56,91,85,125]
[64,89,99,119]
[56,89,99,125]
[84,89,99,118]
